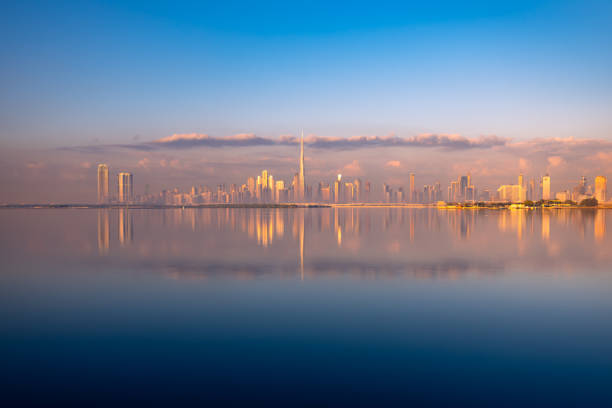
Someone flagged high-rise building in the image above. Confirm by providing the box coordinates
[97,164,109,203]
[334,174,342,203]
[261,170,269,189]
[118,172,133,203]
[460,175,469,199]
[354,179,362,202]
[542,175,551,200]
[298,130,306,201]
[595,176,607,203]
[409,173,415,202]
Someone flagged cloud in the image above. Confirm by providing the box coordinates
[152,133,276,148]
[518,158,530,172]
[137,157,151,169]
[507,137,612,158]
[62,132,510,153]
[385,160,402,168]
[339,160,363,176]
[280,133,508,150]
[547,156,564,168]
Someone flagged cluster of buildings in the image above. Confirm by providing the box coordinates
[496,174,607,203]
[97,164,133,203]
[95,133,608,205]
[383,174,444,204]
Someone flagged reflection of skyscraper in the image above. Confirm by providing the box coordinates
[594,210,605,241]
[118,172,133,203]
[119,208,133,245]
[542,175,551,200]
[97,209,109,254]
[541,211,550,240]
[595,176,607,203]
[97,164,109,203]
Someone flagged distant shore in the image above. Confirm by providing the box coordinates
[0,203,610,209]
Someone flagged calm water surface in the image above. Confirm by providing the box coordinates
[1,208,611,406]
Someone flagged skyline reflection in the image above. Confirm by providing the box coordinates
[89,208,612,280]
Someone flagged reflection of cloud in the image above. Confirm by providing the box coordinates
[106,259,506,281]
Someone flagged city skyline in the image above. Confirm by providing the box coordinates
[92,137,608,205]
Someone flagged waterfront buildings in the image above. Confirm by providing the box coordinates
[97,164,109,203]
[118,172,133,203]
[595,176,607,203]
[542,175,551,200]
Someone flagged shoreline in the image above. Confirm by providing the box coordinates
[0,203,609,209]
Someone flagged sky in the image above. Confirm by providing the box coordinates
[1,0,611,202]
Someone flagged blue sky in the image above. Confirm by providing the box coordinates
[1,0,611,147]
[1,1,612,202]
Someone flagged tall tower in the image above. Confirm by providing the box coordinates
[298,129,305,201]
[595,176,607,202]
[409,173,415,202]
[118,172,133,203]
[542,174,551,200]
[97,164,109,203]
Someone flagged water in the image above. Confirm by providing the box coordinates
[1,208,611,406]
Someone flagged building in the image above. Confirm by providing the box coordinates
[334,175,342,203]
[542,175,551,200]
[595,176,607,203]
[497,176,524,202]
[97,164,109,203]
[409,173,415,202]
[118,172,133,203]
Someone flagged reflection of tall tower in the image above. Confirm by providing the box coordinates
[298,130,305,201]
[97,164,109,203]
[97,209,109,254]
[119,208,133,245]
[298,209,305,280]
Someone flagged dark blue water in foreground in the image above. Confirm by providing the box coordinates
[1,208,611,406]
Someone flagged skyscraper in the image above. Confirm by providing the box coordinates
[518,173,526,202]
[409,173,415,202]
[118,172,133,203]
[460,176,468,200]
[334,174,342,203]
[298,129,305,201]
[595,176,607,203]
[97,164,109,203]
[542,174,551,200]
